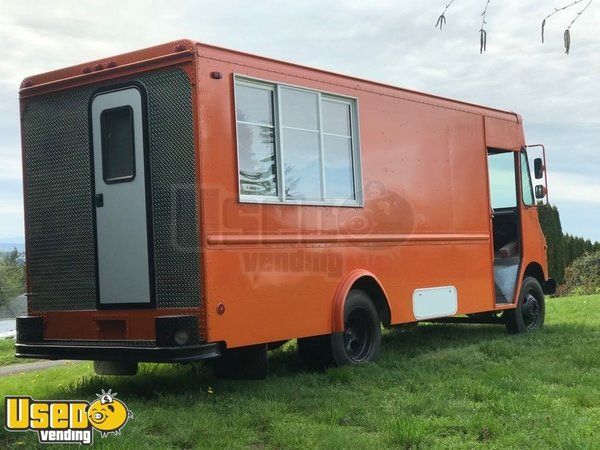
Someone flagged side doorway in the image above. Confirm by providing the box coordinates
[487,149,522,304]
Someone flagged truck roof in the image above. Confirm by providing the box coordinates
[19,39,520,123]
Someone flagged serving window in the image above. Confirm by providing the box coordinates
[234,76,362,206]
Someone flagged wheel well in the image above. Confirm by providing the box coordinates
[352,276,392,327]
[524,262,545,285]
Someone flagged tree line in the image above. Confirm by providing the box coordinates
[538,204,600,284]
[0,249,25,306]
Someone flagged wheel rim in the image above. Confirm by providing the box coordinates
[343,307,373,362]
[521,292,541,329]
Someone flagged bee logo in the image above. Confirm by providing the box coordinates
[5,389,132,444]
[87,389,132,437]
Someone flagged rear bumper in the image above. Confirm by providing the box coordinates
[15,341,221,363]
[15,314,221,363]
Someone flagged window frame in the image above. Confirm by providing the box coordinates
[233,74,363,207]
[233,80,278,198]
[487,149,519,210]
[519,149,535,207]
[100,105,137,184]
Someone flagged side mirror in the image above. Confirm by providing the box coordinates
[534,158,544,179]
[535,185,546,199]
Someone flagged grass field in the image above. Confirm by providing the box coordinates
[0,338,33,367]
[1,295,599,449]
[0,338,15,366]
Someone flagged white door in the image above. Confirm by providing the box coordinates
[91,87,151,305]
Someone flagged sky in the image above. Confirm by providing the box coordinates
[0,0,598,241]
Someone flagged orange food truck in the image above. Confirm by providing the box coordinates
[15,40,555,379]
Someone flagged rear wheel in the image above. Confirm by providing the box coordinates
[297,334,334,370]
[298,289,381,369]
[212,344,268,380]
[505,276,545,334]
[93,361,138,376]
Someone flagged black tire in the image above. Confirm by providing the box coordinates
[212,344,268,380]
[332,289,382,366]
[505,277,545,334]
[297,334,334,370]
[93,361,138,376]
[297,289,381,369]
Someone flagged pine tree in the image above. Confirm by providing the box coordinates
[538,204,567,283]
[539,207,600,285]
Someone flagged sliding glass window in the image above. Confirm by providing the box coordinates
[234,77,362,206]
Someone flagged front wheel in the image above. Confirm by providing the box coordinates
[505,276,545,334]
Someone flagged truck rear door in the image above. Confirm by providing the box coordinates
[91,87,153,306]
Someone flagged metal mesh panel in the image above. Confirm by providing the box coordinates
[140,70,201,308]
[22,68,200,311]
[23,86,97,311]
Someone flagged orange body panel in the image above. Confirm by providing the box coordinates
[19,40,549,349]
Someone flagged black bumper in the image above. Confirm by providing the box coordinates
[15,341,221,363]
[15,314,220,363]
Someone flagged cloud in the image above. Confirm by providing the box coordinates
[551,172,600,204]
[0,199,22,215]
[0,198,23,238]
[0,147,22,181]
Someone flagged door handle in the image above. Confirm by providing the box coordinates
[95,193,104,207]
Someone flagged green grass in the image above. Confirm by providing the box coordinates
[1,295,599,449]
[0,338,34,367]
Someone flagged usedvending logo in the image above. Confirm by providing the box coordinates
[4,389,132,445]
